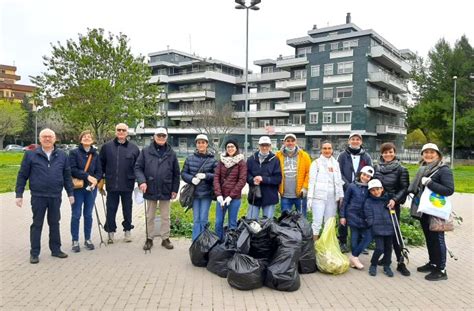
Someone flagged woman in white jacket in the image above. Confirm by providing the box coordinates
[307,141,344,241]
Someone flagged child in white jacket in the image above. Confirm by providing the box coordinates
[307,141,344,240]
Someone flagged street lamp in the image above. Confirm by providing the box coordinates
[235,0,261,156]
[450,76,457,169]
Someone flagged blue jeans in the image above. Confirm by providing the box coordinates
[104,191,134,232]
[215,199,241,240]
[71,188,97,241]
[192,197,212,241]
[30,196,62,256]
[247,204,275,220]
[350,226,373,257]
[280,197,307,217]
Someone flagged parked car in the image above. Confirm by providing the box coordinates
[23,144,40,151]
[5,144,24,151]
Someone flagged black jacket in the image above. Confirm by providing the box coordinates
[135,143,180,201]
[246,152,282,207]
[69,144,102,189]
[100,138,140,192]
[337,147,372,191]
[364,193,394,236]
[16,146,74,198]
[341,183,369,228]
[425,165,455,196]
[181,151,217,199]
[374,159,409,205]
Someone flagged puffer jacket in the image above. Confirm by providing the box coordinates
[276,147,311,197]
[69,144,102,189]
[364,193,394,236]
[213,155,247,199]
[337,147,372,191]
[424,165,455,197]
[246,151,282,207]
[340,182,369,228]
[181,151,217,199]
[374,158,409,205]
[307,155,344,200]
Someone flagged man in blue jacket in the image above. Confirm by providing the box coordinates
[15,128,74,264]
[100,123,140,244]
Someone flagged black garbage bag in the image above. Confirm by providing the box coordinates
[265,225,302,292]
[299,239,317,274]
[248,218,277,260]
[189,224,219,267]
[227,253,265,290]
[207,230,239,278]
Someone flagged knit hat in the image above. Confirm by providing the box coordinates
[225,139,239,151]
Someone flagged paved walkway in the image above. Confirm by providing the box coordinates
[1,192,473,310]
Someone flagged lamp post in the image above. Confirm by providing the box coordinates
[450,76,457,169]
[33,104,38,145]
[235,0,261,156]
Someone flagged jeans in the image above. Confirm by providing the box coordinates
[104,191,134,232]
[350,226,373,257]
[192,197,212,241]
[371,235,393,266]
[215,199,241,240]
[280,197,307,217]
[247,204,275,220]
[30,196,62,256]
[421,213,447,269]
[71,188,97,241]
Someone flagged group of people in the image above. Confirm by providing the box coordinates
[15,124,455,281]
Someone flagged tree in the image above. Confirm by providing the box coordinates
[0,99,27,149]
[32,28,161,145]
[404,128,427,149]
[409,35,474,149]
[37,107,77,143]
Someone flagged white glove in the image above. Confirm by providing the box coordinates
[300,188,308,198]
[224,196,232,206]
[196,173,206,180]
[217,196,224,206]
[192,177,201,185]
[307,198,313,209]
[421,177,432,186]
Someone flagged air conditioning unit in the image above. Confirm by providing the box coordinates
[333,98,341,103]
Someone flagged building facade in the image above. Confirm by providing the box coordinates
[0,64,36,102]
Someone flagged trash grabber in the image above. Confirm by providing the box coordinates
[390,208,410,263]
[94,203,106,247]
[144,199,151,254]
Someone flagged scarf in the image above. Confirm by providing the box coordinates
[355,181,368,187]
[347,146,365,155]
[408,160,445,195]
[258,151,269,164]
[220,153,244,168]
[377,157,401,174]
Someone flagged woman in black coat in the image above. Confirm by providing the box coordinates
[408,143,454,281]
[373,142,410,276]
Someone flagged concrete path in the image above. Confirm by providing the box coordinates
[1,192,473,310]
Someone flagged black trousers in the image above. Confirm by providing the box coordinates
[420,213,447,270]
[371,235,393,266]
[30,196,62,256]
[104,191,134,232]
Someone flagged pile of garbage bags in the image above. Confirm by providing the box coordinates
[189,211,319,292]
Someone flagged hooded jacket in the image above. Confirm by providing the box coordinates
[181,151,217,199]
[364,193,394,236]
[275,146,311,197]
[307,155,344,200]
[213,154,247,199]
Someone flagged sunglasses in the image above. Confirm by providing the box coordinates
[116,128,127,132]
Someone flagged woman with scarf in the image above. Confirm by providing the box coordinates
[373,142,410,276]
[307,141,344,240]
[213,140,247,240]
[408,143,454,281]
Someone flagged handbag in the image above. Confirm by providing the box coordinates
[72,154,93,189]
[417,187,452,220]
[429,215,454,232]
[179,157,212,210]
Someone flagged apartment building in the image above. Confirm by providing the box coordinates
[0,64,36,102]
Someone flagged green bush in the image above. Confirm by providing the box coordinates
[399,207,425,246]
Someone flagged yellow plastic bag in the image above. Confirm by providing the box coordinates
[315,217,349,275]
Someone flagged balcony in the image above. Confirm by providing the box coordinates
[275,78,307,89]
[322,124,352,133]
[149,70,239,84]
[323,74,353,84]
[276,55,309,68]
[376,124,407,135]
[330,49,354,59]
[167,110,195,117]
[236,71,290,83]
[234,110,289,118]
[367,97,406,114]
[369,46,412,78]
[275,101,306,111]
[232,90,290,101]
[167,90,215,101]
[368,72,407,94]
[247,125,306,135]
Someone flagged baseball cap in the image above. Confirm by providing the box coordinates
[360,166,375,177]
[195,134,209,142]
[283,133,297,141]
[368,179,383,190]
[155,127,168,136]
[349,132,362,139]
[258,136,272,145]
[421,143,440,155]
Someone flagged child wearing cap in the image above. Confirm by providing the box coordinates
[340,166,374,270]
[364,179,394,277]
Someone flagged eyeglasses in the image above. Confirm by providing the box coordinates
[226,145,236,149]
[156,134,167,138]
[116,129,127,132]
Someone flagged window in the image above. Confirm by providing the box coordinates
[336,86,353,98]
[323,88,334,99]
[350,39,359,47]
[259,83,271,92]
[292,91,305,102]
[318,44,325,52]
[337,61,353,74]
[342,41,351,50]
[262,66,274,73]
[276,119,286,126]
[311,65,320,77]
[310,89,320,100]
[324,63,334,76]
[259,119,271,127]
[260,102,271,111]
[296,46,312,57]
[329,32,338,36]
[330,42,339,51]
[311,138,321,150]
[323,112,332,123]
[293,69,307,80]
[292,114,306,125]
[336,111,352,123]
[309,112,319,124]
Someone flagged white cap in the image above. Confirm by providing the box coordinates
[154,127,168,136]
[368,179,383,190]
[195,134,209,142]
[349,132,362,139]
[360,166,375,177]
[283,133,297,141]
[421,143,440,155]
[258,136,272,145]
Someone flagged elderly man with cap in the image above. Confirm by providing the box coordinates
[16,128,74,264]
[246,136,282,220]
[337,132,372,252]
[276,133,311,217]
[135,127,180,250]
[100,123,140,244]
[181,134,217,241]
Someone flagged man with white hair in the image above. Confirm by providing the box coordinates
[16,128,74,264]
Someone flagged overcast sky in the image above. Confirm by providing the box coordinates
[1,0,472,84]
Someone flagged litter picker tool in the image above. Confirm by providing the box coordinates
[144,199,151,254]
[389,208,410,263]
[94,203,106,247]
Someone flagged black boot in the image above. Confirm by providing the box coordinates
[417,262,436,273]
[143,238,153,251]
[397,262,411,276]
[425,268,448,281]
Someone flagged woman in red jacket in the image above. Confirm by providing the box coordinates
[213,140,247,240]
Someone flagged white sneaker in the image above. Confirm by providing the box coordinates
[108,232,114,244]
[124,231,132,242]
